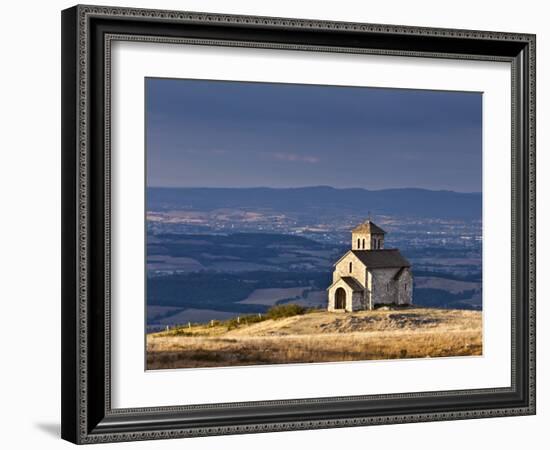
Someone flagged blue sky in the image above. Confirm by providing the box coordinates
[146,78,482,192]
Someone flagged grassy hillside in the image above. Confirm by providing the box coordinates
[147,306,482,369]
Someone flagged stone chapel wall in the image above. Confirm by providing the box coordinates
[332,253,367,287]
[371,268,401,305]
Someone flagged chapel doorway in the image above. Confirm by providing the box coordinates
[335,287,346,310]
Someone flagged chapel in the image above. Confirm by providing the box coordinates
[327,220,413,311]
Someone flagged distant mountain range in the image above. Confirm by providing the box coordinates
[147,186,481,219]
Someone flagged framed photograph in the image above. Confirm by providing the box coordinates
[61,5,536,444]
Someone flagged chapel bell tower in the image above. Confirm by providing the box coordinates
[351,220,386,250]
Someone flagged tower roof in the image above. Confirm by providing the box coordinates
[351,220,386,235]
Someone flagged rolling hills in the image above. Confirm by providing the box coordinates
[147,186,482,219]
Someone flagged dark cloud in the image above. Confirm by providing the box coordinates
[146,78,482,192]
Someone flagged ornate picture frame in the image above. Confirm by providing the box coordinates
[61,5,535,444]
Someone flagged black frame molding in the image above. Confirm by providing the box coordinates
[61,4,536,444]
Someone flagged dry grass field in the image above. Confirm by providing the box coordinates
[146,307,482,370]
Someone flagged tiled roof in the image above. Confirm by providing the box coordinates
[351,220,386,234]
[327,276,365,292]
[340,276,365,291]
[351,249,411,269]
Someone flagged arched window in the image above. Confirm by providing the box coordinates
[362,239,365,249]
[357,238,360,248]
[349,262,352,273]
